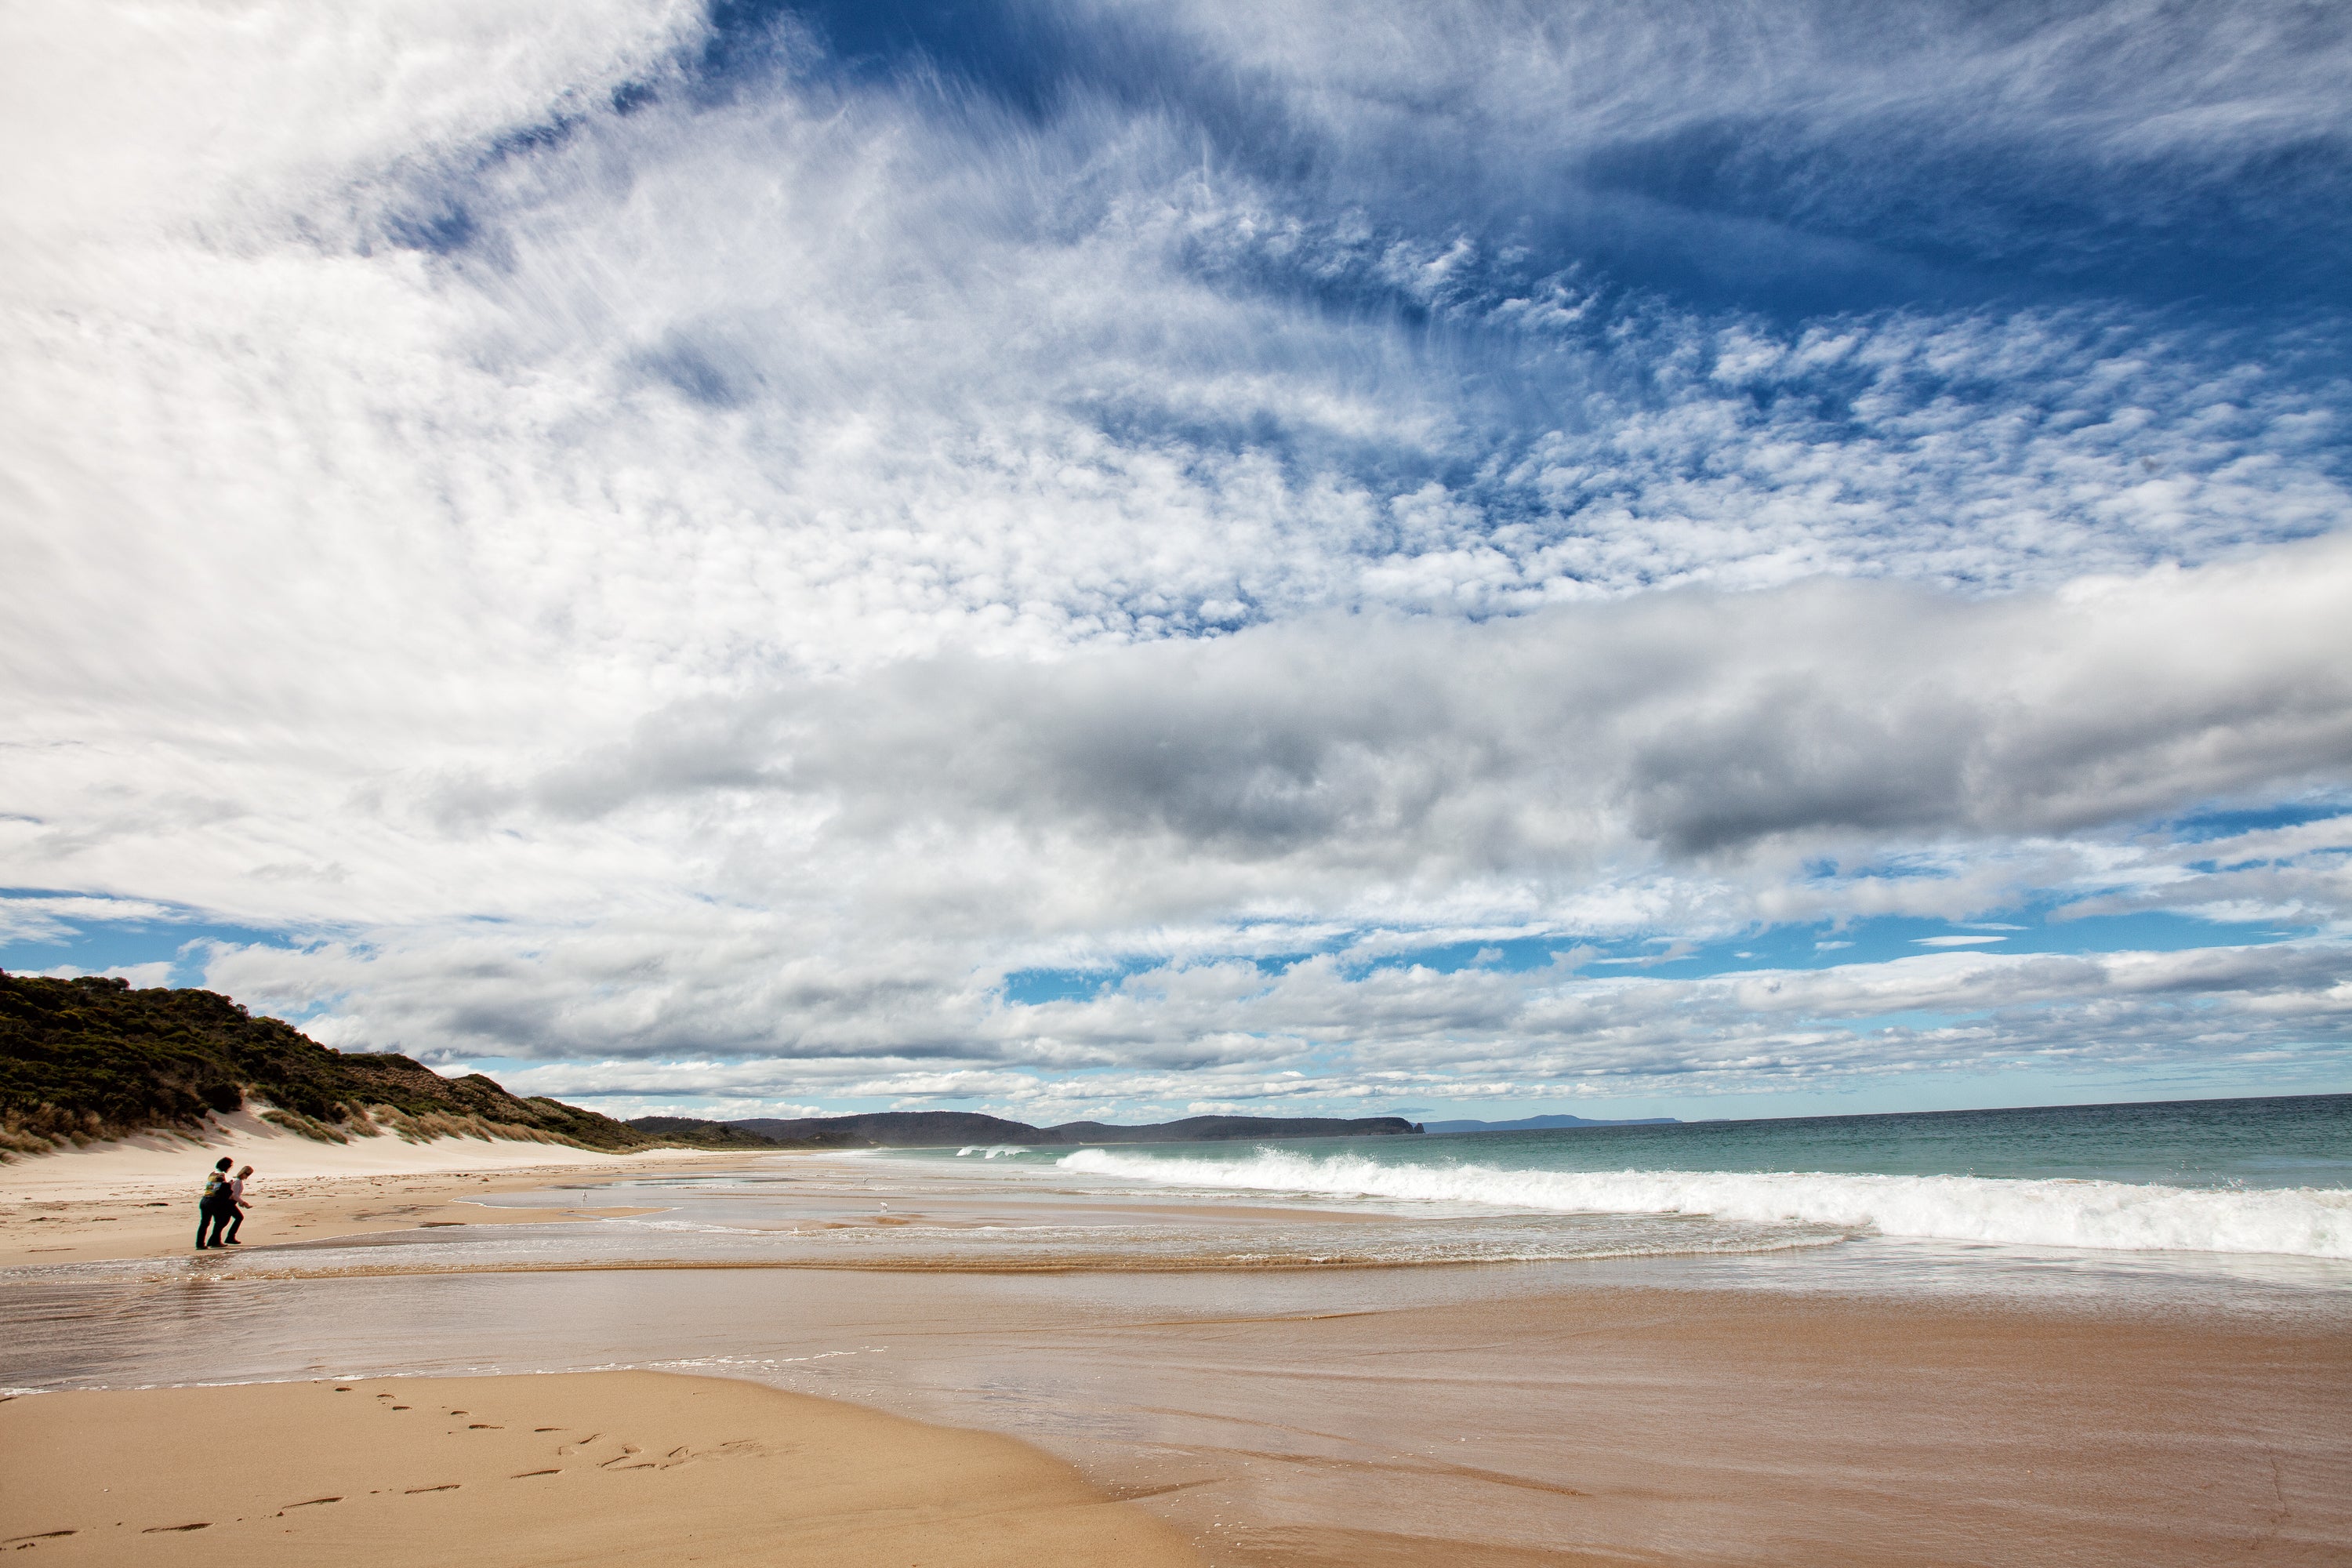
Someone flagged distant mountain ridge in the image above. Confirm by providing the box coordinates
[628,1110,1425,1149]
[1420,1114,1678,1133]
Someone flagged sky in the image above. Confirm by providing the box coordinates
[3,0,2349,1127]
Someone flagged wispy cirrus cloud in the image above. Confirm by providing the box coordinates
[2,0,2347,1116]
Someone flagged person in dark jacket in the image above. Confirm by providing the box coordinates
[197,1157,234,1249]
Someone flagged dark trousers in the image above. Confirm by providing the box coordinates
[223,1207,242,1243]
[197,1202,230,1248]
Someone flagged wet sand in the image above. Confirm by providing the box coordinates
[6,1255,2347,1564]
[0,1370,1202,1566]
[4,1155,2347,1565]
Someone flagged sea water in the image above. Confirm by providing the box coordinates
[4,1095,2344,1566]
[5,1095,2346,1303]
[902,1092,2352,1265]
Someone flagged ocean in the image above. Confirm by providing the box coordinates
[6,1094,2342,1300]
[883,1091,2352,1272]
[4,1092,2344,1564]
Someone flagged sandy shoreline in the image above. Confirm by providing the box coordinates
[8,1149,2347,1565]
[0,1371,1203,1566]
[9,1262,2345,1566]
[0,1113,763,1265]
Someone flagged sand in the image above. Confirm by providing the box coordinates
[12,1257,2347,1566]
[8,1152,2347,1565]
[0,1370,1203,1566]
[0,1110,757,1265]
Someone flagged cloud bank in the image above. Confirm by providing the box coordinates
[3,0,2347,1116]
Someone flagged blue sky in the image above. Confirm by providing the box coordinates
[2,0,2349,1123]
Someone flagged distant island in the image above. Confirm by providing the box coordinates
[630,1110,1425,1149]
[1420,1113,1678,1133]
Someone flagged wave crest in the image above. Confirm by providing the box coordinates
[1054,1149,2352,1259]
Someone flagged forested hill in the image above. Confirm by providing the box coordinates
[632,1110,1425,1149]
[0,971,658,1154]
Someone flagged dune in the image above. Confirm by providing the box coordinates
[2,1105,688,1192]
[0,1109,757,1265]
[0,1370,1203,1566]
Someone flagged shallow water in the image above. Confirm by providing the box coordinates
[894,1091,2352,1265]
[5,1108,2350,1566]
[2,1243,2347,1566]
[9,1096,2350,1291]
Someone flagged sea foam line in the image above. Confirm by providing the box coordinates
[1054,1149,2352,1260]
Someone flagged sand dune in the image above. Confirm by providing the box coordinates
[0,1371,1203,1566]
[0,1112,760,1264]
[1,1106,699,1195]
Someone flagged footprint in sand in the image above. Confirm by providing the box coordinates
[511,1469,561,1479]
[403,1485,459,1495]
[276,1498,340,1513]
[140,1523,209,1534]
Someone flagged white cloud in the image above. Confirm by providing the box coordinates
[2,0,2348,1111]
[0,895,183,944]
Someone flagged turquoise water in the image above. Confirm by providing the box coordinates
[901,1094,2352,1261]
[1064,1094,2350,1186]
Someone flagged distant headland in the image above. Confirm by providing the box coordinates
[629,1111,1424,1149]
[1421,1113,1679,1132]
[1,972,1424,1156]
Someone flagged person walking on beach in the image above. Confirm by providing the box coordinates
[221,1164,253,1245]
[196,1157,234,1249]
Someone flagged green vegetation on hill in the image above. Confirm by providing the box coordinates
[623,1116,780,1149]
[0,971,659,1155]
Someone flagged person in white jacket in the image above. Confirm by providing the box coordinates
[220,1164,253,1245]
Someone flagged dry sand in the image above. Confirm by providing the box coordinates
[8,1149,2346,1565]
[0,1370,1203,1566]
[0,1110,760,1265]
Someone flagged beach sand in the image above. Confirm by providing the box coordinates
[9,1261,2347,1566]
[0,1112,750,1265]
[0,1370,1204,1566]
[5,1152,2347,1566]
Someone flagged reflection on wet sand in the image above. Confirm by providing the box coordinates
[93,1152,1859,1276]
[5,1156,2347,1566]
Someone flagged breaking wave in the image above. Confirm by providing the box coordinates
[1054,1149,2352,1260]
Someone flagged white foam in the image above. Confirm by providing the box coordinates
[955,1145,1031,1158]
[1054,1149,2352,1260]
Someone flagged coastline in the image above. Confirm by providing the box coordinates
[0,1112,766,1265]
[5,1156,2348,1565]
